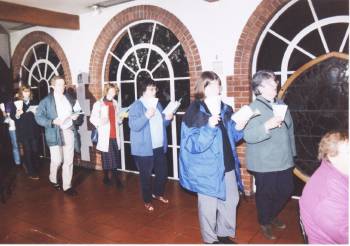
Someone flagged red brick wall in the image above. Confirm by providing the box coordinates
[228,0,289,195]
[88,5,202,169]
[12,31,72,85]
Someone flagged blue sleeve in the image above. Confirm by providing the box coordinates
[182,122,218,154]
[35,99,53,128]
[128,102,149,132]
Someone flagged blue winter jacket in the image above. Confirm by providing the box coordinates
[179,100,244,200]
[128,99,170,156]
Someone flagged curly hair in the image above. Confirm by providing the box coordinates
[318,131,349,160]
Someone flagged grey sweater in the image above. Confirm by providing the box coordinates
[243,96,296,172]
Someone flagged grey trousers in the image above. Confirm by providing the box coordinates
[198,170,240,243]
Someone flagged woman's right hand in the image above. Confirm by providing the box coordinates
[145,108,156,119]
[208,114,221,128]
[264,116,283,131]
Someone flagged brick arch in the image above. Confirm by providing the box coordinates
[12,31,72,85]
[227,0,289,195]
[88,5,202,99]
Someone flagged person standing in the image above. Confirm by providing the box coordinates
[299,131,348,244]
[10,84,40,179]
[243,70,296,240]
[179,71,248,244]
[35,76,83,196]
[90,83,123,188]
[128,78,173,212]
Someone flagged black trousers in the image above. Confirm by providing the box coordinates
[133,147,168,203]
[21,138,39,176]
[252,167,294,225]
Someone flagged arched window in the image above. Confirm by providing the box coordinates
[252,0,349,178]
[20,42,65,103]
[102,20,191,178]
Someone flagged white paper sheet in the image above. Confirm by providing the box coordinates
[14,100,23,110]
[231,105,260,123]
[272,104,288,119]
[162,101,181,115]
[0,103,5,112]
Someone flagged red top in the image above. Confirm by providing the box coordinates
[104,100,116,139]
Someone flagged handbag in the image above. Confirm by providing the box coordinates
[91,127,98,144]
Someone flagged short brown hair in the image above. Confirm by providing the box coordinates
[50,75,65,86]
[18,84,32,100]
[194,71,221,100]
[318,131,349,160]
[103,83,119,97]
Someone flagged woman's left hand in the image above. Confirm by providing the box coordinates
[165,113,174,121]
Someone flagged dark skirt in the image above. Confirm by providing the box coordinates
[101,139,121,170]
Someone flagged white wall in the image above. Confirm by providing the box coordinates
[10,0,260,89]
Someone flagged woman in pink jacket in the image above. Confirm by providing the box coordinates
[299,131,348,244]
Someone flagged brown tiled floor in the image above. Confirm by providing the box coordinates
[0,164,304,244]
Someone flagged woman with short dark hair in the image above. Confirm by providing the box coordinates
[128,78,174,212]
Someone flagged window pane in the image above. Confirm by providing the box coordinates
[321,23,349,52]
[35,44,48,60]
[125,53,139,72]
[169,45,189,77]
[114,32,132,59]
[147,50,163,71]
[130,23,153,44]
[166,147,174,177]
[121,65,135,81]
[108,55,120,81]
[152,61,169,78]
[120,82,135,107]
[175,80,190,112]
[311,0,349,19]
[153,24,179,53]
[136,48,149,69]
[122,118,130,142]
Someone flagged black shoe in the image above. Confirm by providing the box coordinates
[260,224,276,240]
[64,188,78,196]
[218,236,237,244]
[103,177,112,186]
[49,181,61,190]
[271,217,286,230]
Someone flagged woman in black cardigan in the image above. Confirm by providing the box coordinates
[11,84,40,179]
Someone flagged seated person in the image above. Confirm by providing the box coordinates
[299,131,348,244]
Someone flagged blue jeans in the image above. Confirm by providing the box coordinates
[9,130,21,165]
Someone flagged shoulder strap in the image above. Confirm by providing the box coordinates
[256,98,273,111]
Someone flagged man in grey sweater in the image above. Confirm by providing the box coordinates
[243,70,296,240]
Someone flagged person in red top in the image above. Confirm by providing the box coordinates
[90,83,123,188]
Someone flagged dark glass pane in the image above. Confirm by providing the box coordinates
[120,82,135,107]
[38,63,46,77]
[271,0,314,40]
[257,33,288,71]
[121,65,135,81]
[169,45,189,77]
[35,44,48,60]
[175,80,190,112]
[153,24,179,53]
[136,48,149,69]
[312,0,349,19]
[155,80,170,108]
[114,33,132,59]
[298,30,325,58]
[45,66,54,81]
[147,50,163,71]
[321,23,349,52]
[166,147,174,177]
[176,114,183,145]
[108,55,120,81]
[38,81,49,102]
[284,57,348,176]
[57,65,64,76]
[166,122,173,145]
[288,49,312,71]
[130,23,153,44]
[125,53,139,72]
[152,61,169,78]
[122,118,130,142]
[124,143,137,171]
[48,49,59,67]
[344,38,349,54]
[32,65,40,82]
[21,68,29,85]
[25,52,35,70]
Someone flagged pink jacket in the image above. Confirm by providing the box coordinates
[300,160,348,244]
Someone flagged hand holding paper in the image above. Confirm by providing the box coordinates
[231,105,260,124]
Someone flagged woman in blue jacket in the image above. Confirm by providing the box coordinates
[128,78,173,212]
[179,71,248,244]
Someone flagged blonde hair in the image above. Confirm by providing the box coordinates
[194,71,221,100]
[18,84,32,100]
[103,83,119,97]
[318,131,349,160]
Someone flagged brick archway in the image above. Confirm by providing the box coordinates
[228,0,289,195]
[88,5,202,99]
[12,31,72,85]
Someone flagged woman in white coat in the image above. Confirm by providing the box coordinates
[90,83,123,188]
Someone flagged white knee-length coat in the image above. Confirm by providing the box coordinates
[89,98,121,152]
